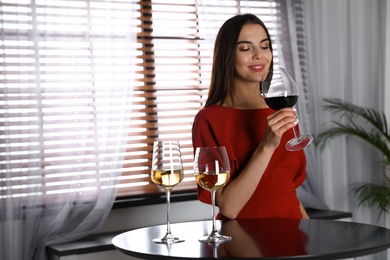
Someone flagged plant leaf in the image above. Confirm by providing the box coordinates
[353,183,390,214]
[322,98,389,139]
[317,98,390,215]
[316,98,390,162]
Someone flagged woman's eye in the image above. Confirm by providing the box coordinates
[240,47,250,52]
[261,46,269,50]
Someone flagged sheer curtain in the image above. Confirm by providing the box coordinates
[284,0,329,210]
[0,1,137,260]
[290,0,387,230]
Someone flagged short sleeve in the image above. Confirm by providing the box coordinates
[192,110,218,205]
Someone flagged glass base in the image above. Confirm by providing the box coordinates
[198,231,232,243]
[153,233,184,244]
[286,135,313,151]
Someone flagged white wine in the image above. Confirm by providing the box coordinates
[194,171,230,192]
[151,169,184,190]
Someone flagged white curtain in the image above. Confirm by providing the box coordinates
[290,3,388,259]
[0,1,137,260]
[291,0,387,230]
[285,1,329,210]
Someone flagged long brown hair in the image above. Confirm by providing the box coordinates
[205,14,274,107]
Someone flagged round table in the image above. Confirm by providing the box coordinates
[112,219,390,259]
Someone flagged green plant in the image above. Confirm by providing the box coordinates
[316,98,390,214]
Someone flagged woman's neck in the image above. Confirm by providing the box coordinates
[222,82,268,109]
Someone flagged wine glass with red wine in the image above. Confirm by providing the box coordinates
[261,67,313,151]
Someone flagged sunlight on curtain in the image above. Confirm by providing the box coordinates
[0,1,137,259]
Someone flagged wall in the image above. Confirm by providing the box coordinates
[98,200,211,233]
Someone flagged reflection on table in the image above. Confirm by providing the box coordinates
[218,218,307,258]
[112,219,390,259]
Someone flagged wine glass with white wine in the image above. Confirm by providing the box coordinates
[194,146,231,243]
[151,141,184,244]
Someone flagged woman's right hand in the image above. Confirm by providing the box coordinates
[262,107,298,149]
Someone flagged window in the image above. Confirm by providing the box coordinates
[116,0,203,197]
[1,0,139,203]
[1,0,292,202]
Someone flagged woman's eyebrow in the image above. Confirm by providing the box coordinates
[260,38,269,43]
[237,38,269,45]
[237,40,252,45]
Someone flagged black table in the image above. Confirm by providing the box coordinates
[112,219,390,259]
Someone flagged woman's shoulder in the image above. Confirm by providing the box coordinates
[195,105,223,119]
[196,104,223,113]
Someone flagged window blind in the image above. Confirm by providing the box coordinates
[116,0,203,197]
[1,0,292,201]
[0,0,139,203]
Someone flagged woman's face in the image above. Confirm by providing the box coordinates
[234,23,272,84]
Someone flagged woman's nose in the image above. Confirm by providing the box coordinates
[253,48,263,59]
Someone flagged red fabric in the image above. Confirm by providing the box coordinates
[192,105,307,219]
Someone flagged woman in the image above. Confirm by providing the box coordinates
[192,13,309,219]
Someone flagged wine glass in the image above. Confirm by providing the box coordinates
[194,146,231,243]
[151,141,185,244]
[261,67,314,151]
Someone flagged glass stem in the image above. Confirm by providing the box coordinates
[292,126,298,138]
[165,189,172,235]
[211,191,217,233]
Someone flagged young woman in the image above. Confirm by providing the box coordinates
[192,13,309,219]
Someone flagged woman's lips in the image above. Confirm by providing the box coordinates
[249,65,265,72]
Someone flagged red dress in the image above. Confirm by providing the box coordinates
[192,105,306,219]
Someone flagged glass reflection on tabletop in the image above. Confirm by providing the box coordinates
[218,218,308,258]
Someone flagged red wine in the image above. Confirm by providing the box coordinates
[264,95,298,110]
